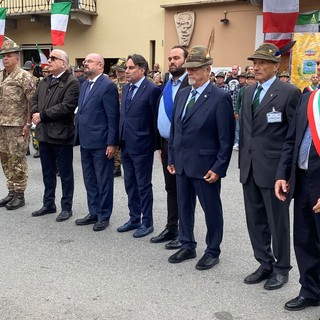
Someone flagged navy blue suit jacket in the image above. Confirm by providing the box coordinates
[276,92,320,204]
[169,82,234,179]
[75,75,119,149]
[119,78,161,154]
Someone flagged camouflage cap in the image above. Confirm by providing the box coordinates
[247,43,281,63]
[74,66,84,72]
[182,45,213,68]
[278,71,290,78]
[0,39,21,54]
[22,60,34,70]
[112,58,127,71]
[246,72,255,79]
[215,72,225,78]
[238,72,247,78]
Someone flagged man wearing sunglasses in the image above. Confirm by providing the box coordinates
[30,49,80,222]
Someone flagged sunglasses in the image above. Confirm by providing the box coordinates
[48,55,64,62]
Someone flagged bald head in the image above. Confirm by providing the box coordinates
[83,53,105,79]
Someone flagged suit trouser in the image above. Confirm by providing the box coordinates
[176,173,223,257]
[242,171,291,274]
[121,145,154,227]
[80,147,114,221]
[39,142,74,211]
[160,138,179,231]
[294,169,320,300]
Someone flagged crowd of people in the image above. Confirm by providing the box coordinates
[0,38,319,312]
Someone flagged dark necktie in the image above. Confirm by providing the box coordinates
[184,89,197,118]
[163,80,174,122]
[125,85,136,113]
[83,81,93,102]
[50,76,59,86]
[252,85,263,112]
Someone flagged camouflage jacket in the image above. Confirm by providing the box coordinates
[0,66,36,126]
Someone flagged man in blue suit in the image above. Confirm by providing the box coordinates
[117,54,161,238]
[275,90,320,311]
[74,53,119,231]
[167,45,234,270]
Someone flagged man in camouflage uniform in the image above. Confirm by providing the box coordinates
[112,58,127,177]
[0,40,36,210]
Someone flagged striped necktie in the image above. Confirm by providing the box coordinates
[252,85,263,112]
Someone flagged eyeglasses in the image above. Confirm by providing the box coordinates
[82,59,100,65]
[48,55,64,62]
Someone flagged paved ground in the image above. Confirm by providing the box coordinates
[0,147,319,320]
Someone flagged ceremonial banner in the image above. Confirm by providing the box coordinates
[290,33,320,90]
[294,11,320,33]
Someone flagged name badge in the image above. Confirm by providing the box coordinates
[266,108,282,123]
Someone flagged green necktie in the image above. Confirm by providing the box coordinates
[185,90,197,113]
[252,85,263,112]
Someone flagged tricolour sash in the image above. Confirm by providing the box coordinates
[307,89,320,156]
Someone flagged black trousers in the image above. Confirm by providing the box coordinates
[161,138,179,231]
[39,142,74,211]
[294,169,320,300]
[242,170,291,274]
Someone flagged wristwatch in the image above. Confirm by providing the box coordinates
[26,123,32,128]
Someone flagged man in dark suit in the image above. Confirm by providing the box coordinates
[275,91,320,311]
[239,43,301,290]
[30,49,79,222]
[117,54,161,238]
[167,45,234,270]
[74,53,119,231]
[150,45,189,250]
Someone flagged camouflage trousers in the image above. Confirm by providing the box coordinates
[0,126,29,192]
[114,148,121,169]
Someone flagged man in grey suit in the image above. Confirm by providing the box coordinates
[239,43,301,290]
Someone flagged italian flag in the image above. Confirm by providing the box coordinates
[0,55,3,70]
[308,90,320,157]
[0,8,6,49]
[263,0,299,48]
[51,2,72,46]
[294,11,320,33]
[36,44,49,69]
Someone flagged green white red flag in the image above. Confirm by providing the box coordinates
[51,2,72,46]
[36,44,49,69]
[0,8,7,48]
[308,90,320,156]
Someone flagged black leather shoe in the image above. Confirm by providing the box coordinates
[195,254,219,270]
[264,273,288,290]
[56,210,72,222]
[244,268,272,284]
[285,296,320,311]
[93,220,109,231]
[75,214,98,225]
[165,237,182,250]
[0,191,15,207]
[32,206,57,217]
[150,228,178,243]
[114,168,121,177]
[168,248,196,263]
[6,193,25,210]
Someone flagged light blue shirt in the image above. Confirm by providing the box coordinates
[131,76,145,98]
[254,75,276,104]
[158,73,187,139]
[181,80,210,119]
